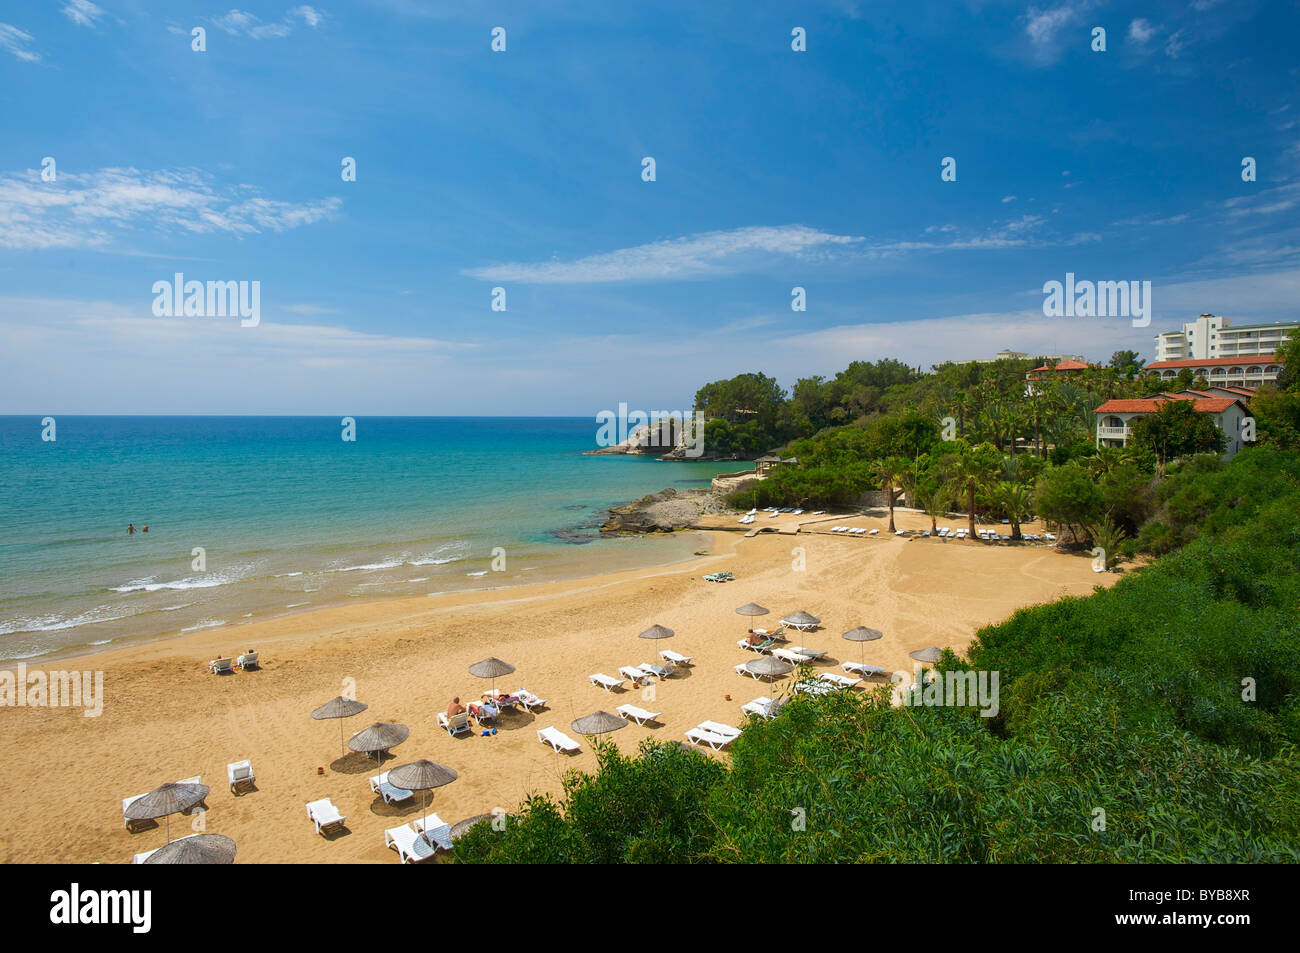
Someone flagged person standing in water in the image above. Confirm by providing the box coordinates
[127,524,135,535]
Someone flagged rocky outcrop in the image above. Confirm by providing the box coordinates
[600,487,731,535]
[584,419,682,455]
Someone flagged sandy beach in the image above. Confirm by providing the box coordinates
[0,508,1116,864]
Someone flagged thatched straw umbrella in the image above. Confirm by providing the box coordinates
[735,602,769,638]
[451,813,498,843]
[908,646,944,697]
[311,695,369,757]
[143,833,236,865]
[388,759,458,855]
[780,610,822,653]
[125,782,209,845]
[347,721,410,765]
[637,624,675,642]
[468,657,516,696]
[842,626,883,667]
[743,655,794,680]
[572,710,627,740]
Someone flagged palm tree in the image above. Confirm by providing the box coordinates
[919,484,951,536]
[950,390,971,436]
[994,481,1034,540]
[946,450,997,539]
[1087,515,1128,571]
[871,456,908,533]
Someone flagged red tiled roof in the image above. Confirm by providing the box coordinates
[1147,354,1279,369]
[1094,396,1242,414]
[1030,359,1092,373]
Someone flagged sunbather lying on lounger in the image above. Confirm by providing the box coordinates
[469,700,500,721]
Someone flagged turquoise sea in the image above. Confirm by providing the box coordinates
[0,417,738,663]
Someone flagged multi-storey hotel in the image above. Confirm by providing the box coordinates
[1144,355,1283,387]
[1153,313,1297,362]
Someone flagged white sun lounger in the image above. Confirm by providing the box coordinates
[895,530,906,536]
[793,679,835,696]
[869,528,879,535]
[515,688,547,711]
[537,726,581,753]
[741,697,780,719]
[734,663,765,679]
[438,711,473,736]
[637,662,673,679]
[413,814,453,850]
[738,639,772,653]
[208,657,234,674]
[819,672,862,689]
[384,824,437,864]
[684,727,736,750]
[370,771,415,805]
[842,661,889,678]
[660,649,693,666]
[698,720,742,739]
[619,665,652,684]
[236,652,259,670]
[773,648,818,664]
[589,673,625,692]
[617,704,662,726]
[227,760,254,794]
[306,798,346,835]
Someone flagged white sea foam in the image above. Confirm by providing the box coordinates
[181,619,225,633]
[111,567,250,593]
[0,605,137,636]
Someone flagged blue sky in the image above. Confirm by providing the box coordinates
[1,0,1298,414]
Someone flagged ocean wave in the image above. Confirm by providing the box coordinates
[110,568,250,593]
[407,554,464,566]
[0,605,138,636]
[465,570,488,577]
[181,619,225,633]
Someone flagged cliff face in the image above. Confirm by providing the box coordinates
[600,487,730,534]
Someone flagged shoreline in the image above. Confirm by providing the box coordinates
[1,528,722,671]
[0,506,1115,864]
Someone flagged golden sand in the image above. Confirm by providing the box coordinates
[0,509,1115,863]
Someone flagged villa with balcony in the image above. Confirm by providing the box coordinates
[1094,394,1252,457]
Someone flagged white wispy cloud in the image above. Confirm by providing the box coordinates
[463,225,863,284]
[1165,30,1186,59]
[1127,18,1156,45]
[211,6,324,39]
[1023,3,1091,63]
[0,23,39,62]
[0,167,341,249]
[62,1,105,28]
[1222,182,1300,220]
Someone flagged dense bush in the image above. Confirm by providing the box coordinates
[454,451,1300,864]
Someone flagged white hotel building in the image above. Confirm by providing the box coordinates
[1153,313,1296,362]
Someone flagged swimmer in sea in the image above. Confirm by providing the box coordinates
[127,524,135,535]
